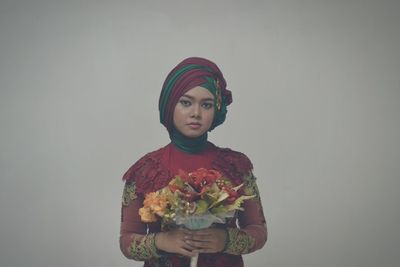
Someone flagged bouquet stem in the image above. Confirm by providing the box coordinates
[190,254,199,267]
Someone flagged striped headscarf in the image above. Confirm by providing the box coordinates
[159,57,232,133]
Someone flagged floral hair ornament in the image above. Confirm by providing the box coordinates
[215,78,222,111]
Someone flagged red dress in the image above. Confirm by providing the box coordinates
[120,142,267,267]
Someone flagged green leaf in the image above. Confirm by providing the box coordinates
[224,195,255,212]
[210,205,228,214]
[173,176,185,187]
[232,183,244,191]
[208,191,229,209]
[195,199,209,214]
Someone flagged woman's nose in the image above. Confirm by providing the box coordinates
[190,104,201,118]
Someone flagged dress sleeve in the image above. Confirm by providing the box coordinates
[119,181,161,261]
[224,172,267,255]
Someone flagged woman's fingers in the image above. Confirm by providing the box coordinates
[182,240,196,251]
[182,228,193,235]
[191,229,220,241]
[156,228,203,256]
[184,228,227,253]
[179,247,197,257]
[186,240,212,250]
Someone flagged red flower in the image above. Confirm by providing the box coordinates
[222,185,239,203]
[178,169,190,183]
[189,168,222,190]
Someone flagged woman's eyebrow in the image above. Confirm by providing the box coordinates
[180,94,194,100]
[181,94,214,102]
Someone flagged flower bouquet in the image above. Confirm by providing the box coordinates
[139,168,255,267]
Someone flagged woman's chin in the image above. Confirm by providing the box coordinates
[181,130,205,139]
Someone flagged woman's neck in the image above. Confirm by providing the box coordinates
[169,128,208,154]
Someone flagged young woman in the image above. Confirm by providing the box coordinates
[120,57,267,267]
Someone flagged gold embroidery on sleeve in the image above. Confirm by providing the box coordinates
[243,172,260,199]
[224,228,256,255]
[128,233,160,260]
[122,182,138,206]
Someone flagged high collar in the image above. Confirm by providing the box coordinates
[169,128,208,154]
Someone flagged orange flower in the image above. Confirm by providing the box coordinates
[139,192,168,222]
[139,207,157,222]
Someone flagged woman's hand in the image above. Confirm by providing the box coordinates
[184,228,227,254]
[155,228,197,257]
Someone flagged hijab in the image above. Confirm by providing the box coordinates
[159,57,232,153]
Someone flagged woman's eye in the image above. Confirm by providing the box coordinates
[202,102,214,109]
[179,100,191,107]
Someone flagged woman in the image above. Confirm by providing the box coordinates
[120,57,267,267]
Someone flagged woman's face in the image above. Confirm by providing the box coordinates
[173,86,215,138]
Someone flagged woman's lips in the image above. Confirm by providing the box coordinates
[188,122,201,129]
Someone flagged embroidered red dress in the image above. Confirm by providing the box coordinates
[120,142,267,267]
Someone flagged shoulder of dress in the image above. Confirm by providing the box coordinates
[122,148,164,180]
[212,146,253,184]
[216,146,251,161]
[122,146,170,196]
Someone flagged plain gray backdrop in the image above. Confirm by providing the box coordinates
[1,0,399,267]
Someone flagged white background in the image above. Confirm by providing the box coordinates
[1,1,399,267]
